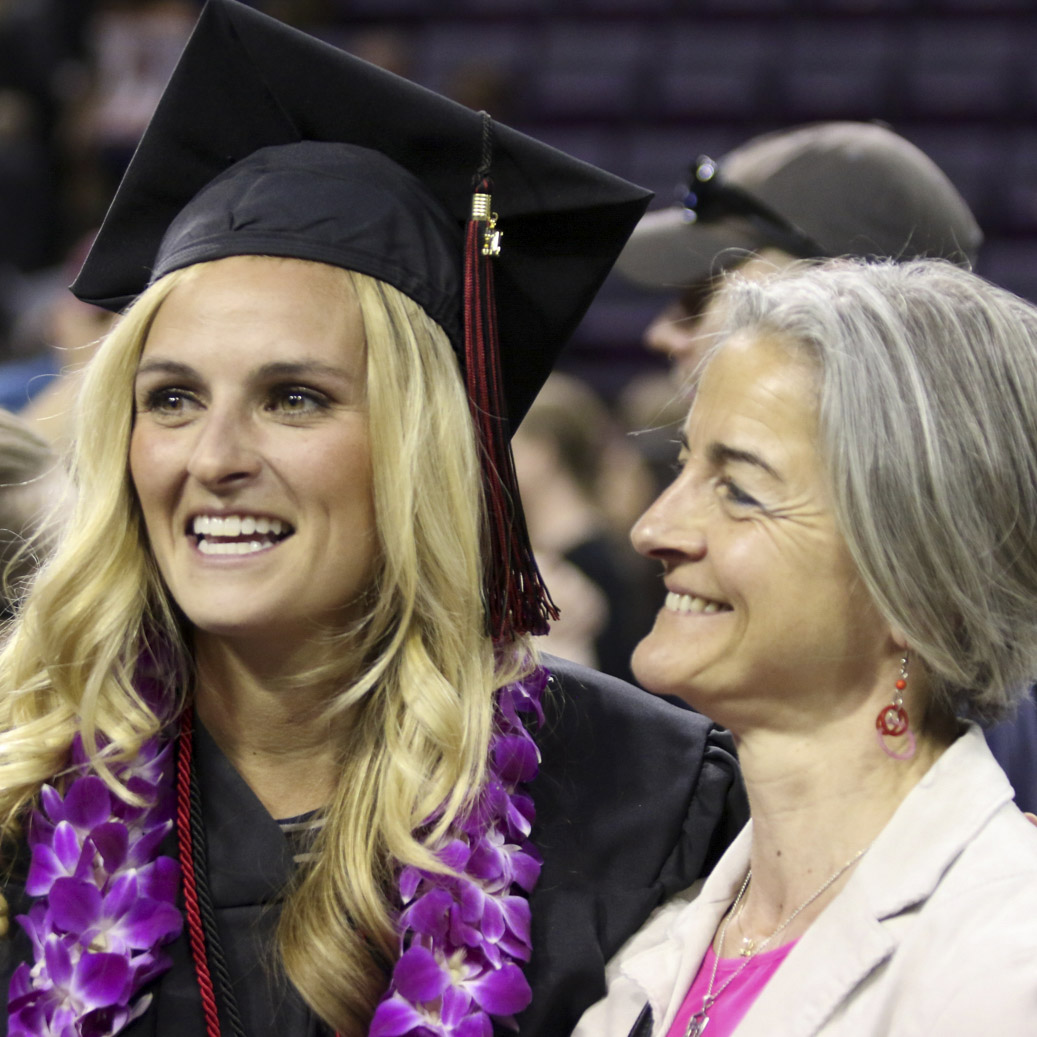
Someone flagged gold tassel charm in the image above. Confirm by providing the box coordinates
[471,191,502,256]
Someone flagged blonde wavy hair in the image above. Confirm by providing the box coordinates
[0,256,532,1034]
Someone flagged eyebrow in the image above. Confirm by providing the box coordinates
[134,358,358,383]
[708,441,783,481]
[679,432,783,482]
[134,359,195,381]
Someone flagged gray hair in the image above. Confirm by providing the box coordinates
[715,257,1037,723]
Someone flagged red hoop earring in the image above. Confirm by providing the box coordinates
[876,653,916,760]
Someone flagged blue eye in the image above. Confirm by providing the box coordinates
[721,478,760,508]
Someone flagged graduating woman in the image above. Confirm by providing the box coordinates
[0,4,745,1037]
[576,258,1037,1037]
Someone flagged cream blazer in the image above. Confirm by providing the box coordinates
[574,724,1037,1037]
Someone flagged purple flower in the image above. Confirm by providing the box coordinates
[373,665,548,1037]
[10,733,182,1037]
[394,946,531,1018]
[43,936,133,1010]
[26,822,93,896]
[467,828,541,894]
[49,873,182,955]
[9,993,78,1037]
[371,991,490,1037]
[491,733,539,786]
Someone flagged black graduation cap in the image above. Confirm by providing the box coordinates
[72,0,651,639]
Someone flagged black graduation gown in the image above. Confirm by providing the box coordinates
[0,657,746,1036]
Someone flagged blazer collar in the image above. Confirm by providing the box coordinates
[619,825,753,1030]
[734,724,1012,1037]
[621,725,1014,1037]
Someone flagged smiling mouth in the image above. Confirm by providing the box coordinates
[665,591,732,615]
[189,514,295,556]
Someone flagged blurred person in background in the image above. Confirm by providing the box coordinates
[616,121,982,384]
[0,407,68,620]
[514,373,656,685]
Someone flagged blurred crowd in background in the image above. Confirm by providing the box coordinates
[1,0,1036,678]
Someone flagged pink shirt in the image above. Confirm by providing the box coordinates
[665,940,798,1037]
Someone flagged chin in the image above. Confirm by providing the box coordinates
[631,636,734,719]
[632,639,690,700]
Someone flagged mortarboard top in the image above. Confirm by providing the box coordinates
[71,0,652,431]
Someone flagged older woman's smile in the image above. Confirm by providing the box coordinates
[664,591,732,615]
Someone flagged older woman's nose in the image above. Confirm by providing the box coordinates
[186,409,261,489]
[630,476,706,563]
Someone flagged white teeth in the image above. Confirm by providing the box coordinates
[191,514,288,538]
[665,591,727,615]
[198,539,269,556]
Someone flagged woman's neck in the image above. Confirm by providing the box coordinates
[728,711,954,949]
[192,633,349,819]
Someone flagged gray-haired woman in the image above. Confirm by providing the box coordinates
[576,258,1037,1037]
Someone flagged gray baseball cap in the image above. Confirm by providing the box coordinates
[616,121,983,291]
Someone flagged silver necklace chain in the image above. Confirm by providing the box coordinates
[684,845,870,1037]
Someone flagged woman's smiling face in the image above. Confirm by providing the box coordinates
[630,331,892,730]
[129,255,377,648]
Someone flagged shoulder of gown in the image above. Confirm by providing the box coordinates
[515,655,747,1037]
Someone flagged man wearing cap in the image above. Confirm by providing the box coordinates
[618,121,982,380]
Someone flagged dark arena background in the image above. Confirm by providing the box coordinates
[1,0,1034,402]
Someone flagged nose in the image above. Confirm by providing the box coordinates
[644,302,688,359]
[186,406,261,490]
[630,472,707,565]
[644,298,707,364]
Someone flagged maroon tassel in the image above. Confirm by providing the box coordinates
[464,175,558,640]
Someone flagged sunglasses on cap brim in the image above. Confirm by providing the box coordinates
[683,156,828,261]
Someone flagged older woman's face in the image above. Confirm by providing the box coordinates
[129,256,376,647]
[630,331,891,728]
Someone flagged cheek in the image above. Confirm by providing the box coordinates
[319,434,376,525]
[128,427,183,525]
[128,428,158,509]
[711,524,774,598]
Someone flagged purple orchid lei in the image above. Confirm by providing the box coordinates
[5,663,546,1037]
[8,732,183,1037]
[370,665,549,1037]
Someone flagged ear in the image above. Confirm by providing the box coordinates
[888,627,909,653]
